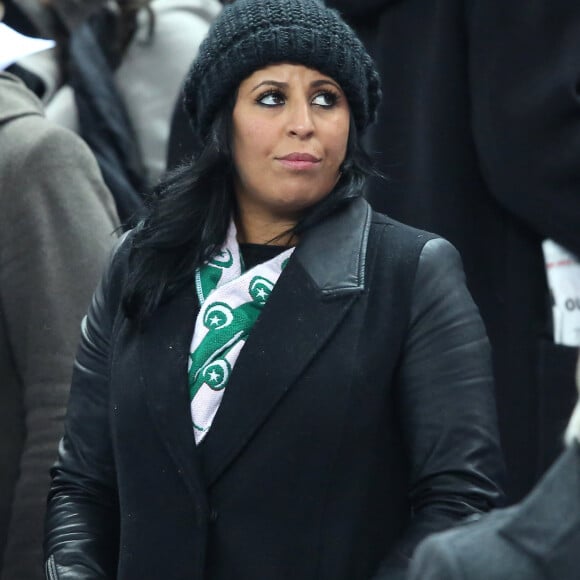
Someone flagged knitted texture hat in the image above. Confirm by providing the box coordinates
[184,0,381,141]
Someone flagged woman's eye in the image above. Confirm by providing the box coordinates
[312,91,338,107]
[257,91,285,106]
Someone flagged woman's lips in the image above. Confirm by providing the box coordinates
[277,153,321,170]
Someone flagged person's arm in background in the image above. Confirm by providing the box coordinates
[407,353,580,580]
[406,532,465,580]
[469,0,580,258]
[0,74,119,579]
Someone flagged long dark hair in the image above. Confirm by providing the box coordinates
[122,97,378,322]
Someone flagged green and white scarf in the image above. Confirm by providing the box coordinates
[188,222,294,443]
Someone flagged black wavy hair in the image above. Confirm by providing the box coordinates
[122,96,378,322]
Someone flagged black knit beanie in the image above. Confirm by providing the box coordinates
[184,0,381,142]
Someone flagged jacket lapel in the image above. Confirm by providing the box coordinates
[139,282,209,512]
[199,197,372,486]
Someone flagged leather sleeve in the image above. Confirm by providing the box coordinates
[373,238,505,579]
[43,235,129,579]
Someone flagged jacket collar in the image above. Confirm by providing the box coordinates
[140,196,372,494]
[499,443,580,576]
[294,196,371,297]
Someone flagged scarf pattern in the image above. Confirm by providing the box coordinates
[189,223,294,443]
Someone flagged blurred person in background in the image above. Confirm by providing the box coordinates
[327,0,580,502]
[42,0,222,225]
[6,0,222,225]
[0,11,119,579]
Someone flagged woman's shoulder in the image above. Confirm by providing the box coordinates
[369,208,440,250]
[368,208,464,277]
[370,207,430,234]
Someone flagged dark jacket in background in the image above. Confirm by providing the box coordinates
[44,198,504,579]
[328,0,580,502]
[69,15,146,227]
[408,441,580,579]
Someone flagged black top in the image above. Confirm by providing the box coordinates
[240,243,289,271]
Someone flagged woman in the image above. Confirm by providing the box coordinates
[44,1,505,578]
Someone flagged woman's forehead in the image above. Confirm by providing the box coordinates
[239,63,341,89]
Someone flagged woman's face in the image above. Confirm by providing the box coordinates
[232,63,350,231]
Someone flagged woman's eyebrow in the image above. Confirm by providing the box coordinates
[310,79,341,92]
[250,79,341,92]
[250,80,288,92]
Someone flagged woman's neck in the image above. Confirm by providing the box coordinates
[235,209,298,246]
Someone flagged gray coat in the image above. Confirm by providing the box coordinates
[0,72,119,580]
[408,443,580,580]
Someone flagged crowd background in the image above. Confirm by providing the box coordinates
[326,0,580,502]
[0,0,579,578]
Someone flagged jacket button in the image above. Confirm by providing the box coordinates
[209,509,218,522]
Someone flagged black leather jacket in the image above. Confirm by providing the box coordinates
[44,198,505,579]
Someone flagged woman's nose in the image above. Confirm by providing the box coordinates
[286,101,315,139]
